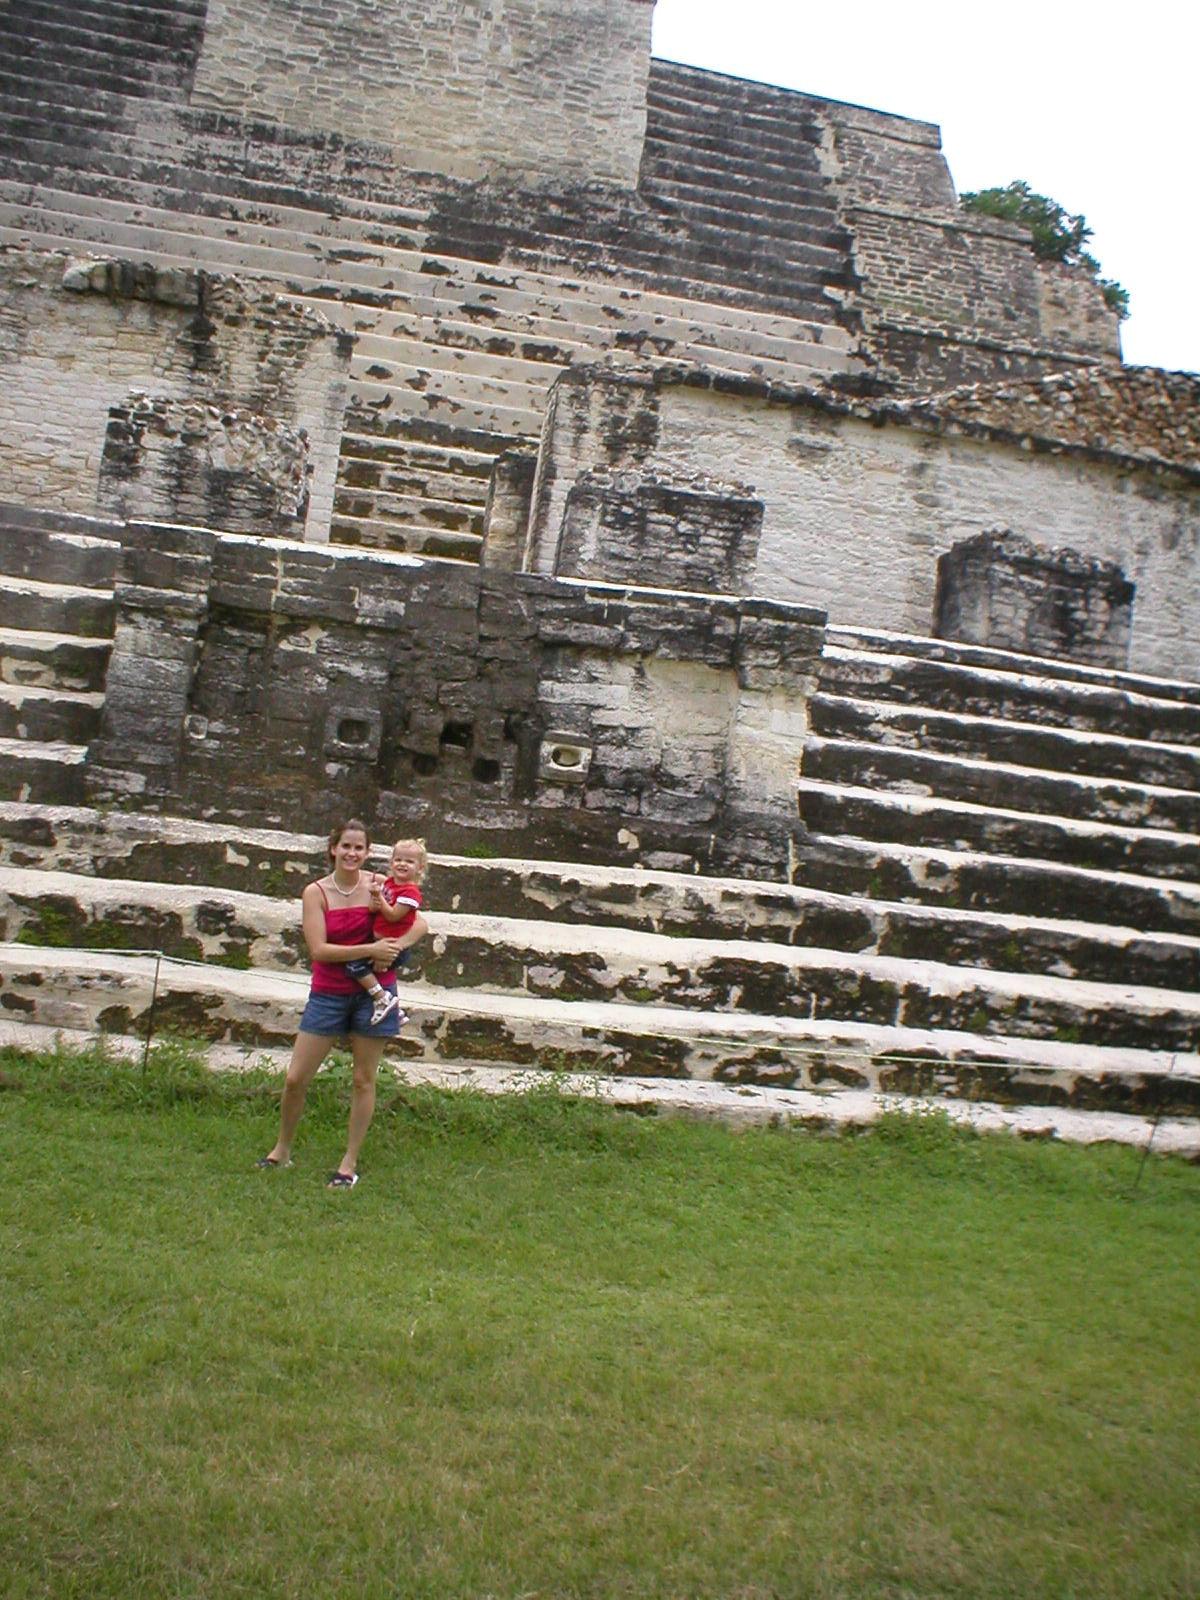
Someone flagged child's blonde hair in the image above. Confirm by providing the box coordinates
[390,837,429,881]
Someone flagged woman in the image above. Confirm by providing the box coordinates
[257,817,427,1187]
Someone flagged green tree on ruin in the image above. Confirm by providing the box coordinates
[961,180,1130,319]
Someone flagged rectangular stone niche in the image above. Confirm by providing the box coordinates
[933,529,1134,669]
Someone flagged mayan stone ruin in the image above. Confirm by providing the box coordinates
[0,0,1197,1144]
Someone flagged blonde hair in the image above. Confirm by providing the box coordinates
[389,837,429,882]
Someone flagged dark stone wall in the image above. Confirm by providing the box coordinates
[86,530,826,879]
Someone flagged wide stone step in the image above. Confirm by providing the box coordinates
[329,514,483,561]
[346,351,548,416]
[641,152,832,207]
[8,1014,1196,1153]
[352,327,582,388]
[802,735,1200,834]
[0,40,187,100]
[826,627,1200,708]
[338,306,855,387]
[338,434,497,482]
[0,66,150,119]
[496,240,841,319]
[0,184,857,357]
[4,168,428,250]
[790,830,1200,938]
[342,408,525,459]
[630,202,846,272]
[0,163,858,356]
[810,694,1200,791]
[0,0,205,45]
[0,684,104,744]
[0,740,87,804]
[644,98,833,161]
[0,518,121,588]
[798,779,1200,881]
[1,942,1197,1122]
[0,801,1192,960]
[337,450,493,509]
[0,575,116,638]
[332,485,482,536]
[334,437,497,531]
[647,65,837,122]
[639,166,841,233]
[4,806,1199,993]
[817,646,1200,745]
[2,866,1199,1054]
[308,293,855,384]
[0,627,111,692]
[641,150,841,216]
[0,22,195,73]
[343,375,541,441]
[0,142,358,220]
[0,103,116,151]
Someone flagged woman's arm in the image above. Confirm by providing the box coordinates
[372,911,428,971]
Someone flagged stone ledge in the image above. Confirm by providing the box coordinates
[1,945,1197,1119]
[4,1017,1197,1156]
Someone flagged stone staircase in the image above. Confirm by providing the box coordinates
[0,4,869,555]
[0,802,1197,1149]
[636,61,857,316]
[793,625,1200,1043]
[0,171,860,556]
[0,10,1195,1148]
[0,0,207,114]
[0,506,119,806]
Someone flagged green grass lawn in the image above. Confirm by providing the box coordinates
[2,1038,1198,1600]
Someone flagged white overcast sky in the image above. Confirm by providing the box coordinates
[651,0,1198,375]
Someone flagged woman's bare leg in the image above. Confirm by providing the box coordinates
[265,1031,334,1164]
[334,1035,388,1178]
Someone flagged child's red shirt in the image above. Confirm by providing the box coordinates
[373,877,422,940]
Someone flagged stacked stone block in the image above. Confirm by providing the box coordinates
[934,529,1134,669]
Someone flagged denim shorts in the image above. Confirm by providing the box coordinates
[298,987,400,1038]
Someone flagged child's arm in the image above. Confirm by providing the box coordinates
[370,878,422,922]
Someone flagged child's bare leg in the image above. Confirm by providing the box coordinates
[366,971,398,1024]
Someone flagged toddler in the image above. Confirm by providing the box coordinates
[344,837,427,1025]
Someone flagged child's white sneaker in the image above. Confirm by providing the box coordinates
[370,991,398,1026]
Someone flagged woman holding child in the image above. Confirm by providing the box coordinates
[257,817,428,1188]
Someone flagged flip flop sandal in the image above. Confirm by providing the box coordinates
[327,1171,359,1189]
[254,1155,293,1169]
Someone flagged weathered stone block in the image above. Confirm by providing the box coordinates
[558,468,764,595]
[934,528,1134,669]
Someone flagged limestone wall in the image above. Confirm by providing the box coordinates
[87,527,825,879]
[530,369,1200,682]
[0,250,349,538]
[191,0,654,186]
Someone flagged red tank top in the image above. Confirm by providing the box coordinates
[309,890,375,995]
